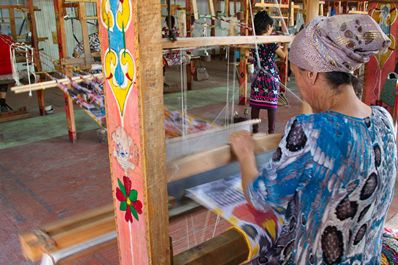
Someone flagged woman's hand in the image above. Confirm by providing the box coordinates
[230,131,259,202]
[229,130,255,162]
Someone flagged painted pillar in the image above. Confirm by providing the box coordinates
[98,0,170,264]
[363,3,398,106]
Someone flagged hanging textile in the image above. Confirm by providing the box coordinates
[0,34,13,77]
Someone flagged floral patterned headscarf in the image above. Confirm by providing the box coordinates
[289,14,391,73]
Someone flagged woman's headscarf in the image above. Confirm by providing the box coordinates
[289,14,391,73]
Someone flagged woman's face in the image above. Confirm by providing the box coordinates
[291,64,311,99]
[290,64,322,112]
[267,25,273,35]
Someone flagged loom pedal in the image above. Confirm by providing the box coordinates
[0,106,31,123]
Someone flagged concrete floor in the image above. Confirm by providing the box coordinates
[0,59,397,264]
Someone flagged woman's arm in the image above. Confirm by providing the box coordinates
[229,131,259,206]
[230,117,313,212]
[275,47,287,60]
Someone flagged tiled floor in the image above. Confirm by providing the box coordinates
[0,60,397,264]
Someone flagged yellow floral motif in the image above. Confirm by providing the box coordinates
[101,0,114,30]
[116,0,132,31]
[370,4,397,67]
[104,48,136,115]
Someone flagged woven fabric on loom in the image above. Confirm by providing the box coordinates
[164,109,215,138]
[55,74,214,135]
[187,175,279,263]
[55,75,106,128]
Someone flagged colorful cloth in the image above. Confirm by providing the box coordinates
[250,43,280,110]
[382,228,398,265]
[0,35,13,75]
[247,106,397,264]
[164,109,215,138]
[289,14,390,73]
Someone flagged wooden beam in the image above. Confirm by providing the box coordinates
[348,10,368,14]
[20,196,189,262]
[63,91,77,143]
[54,0,68,60]
[168,133,282,182]
[11,73,103,94]
[173,229,249,265]
[78,2,94,65]
[63,2,79,8]
[27,0,45,116]
[255,3,301,9]
[208,0,216,17]
[225,0,230,17]
[162,35,293,49]
[302,0,319,114]
[0,4,38,10]
[290,1,295,27]
[0,107,31,123]
[9,8,17,40]
[138,0,170,262]
[98,0,169,263]
[192,0,199,20]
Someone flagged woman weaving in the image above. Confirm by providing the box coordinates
[230,15,398,264]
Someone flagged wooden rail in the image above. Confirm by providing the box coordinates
[168,133,281,182]
[11,73,103,94]
[20,198,200,262]
[162,35,294,49]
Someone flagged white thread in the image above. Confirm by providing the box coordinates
[212,215,221,238]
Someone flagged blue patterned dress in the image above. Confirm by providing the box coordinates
[247,106,397,264]
[250,43,280,110]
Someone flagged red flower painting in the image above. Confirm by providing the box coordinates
[116,176,143,222]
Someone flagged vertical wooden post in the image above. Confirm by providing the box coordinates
[319,1,324,16]
[78,2,94,65]
[290,1,295,27]
[301,0,320,114]
[54,0,67,61]
[225,0,230,17]
[192,0,199,20]
[98,0,169,264]
[63,90,77,142]
[9,8,17,41]
[238,48,249,105]
[238,0,248,105]
[208,0,216,17]
[54,0,77,143]
[305,0,319,23]
[27,0,45,116]
[186,0,193,90]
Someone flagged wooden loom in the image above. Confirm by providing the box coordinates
[18,1,323,265]
[0,2,46,116]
